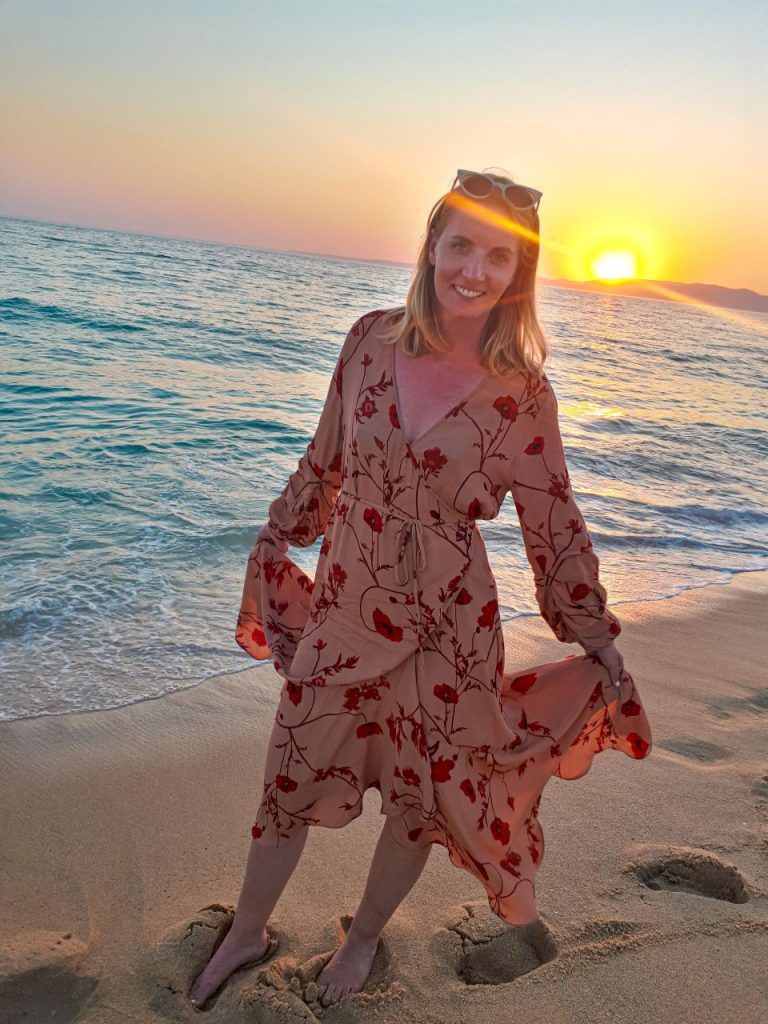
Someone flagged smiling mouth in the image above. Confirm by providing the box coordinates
[453,285,484,298]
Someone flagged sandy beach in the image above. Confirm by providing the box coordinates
[1,570,766,1024]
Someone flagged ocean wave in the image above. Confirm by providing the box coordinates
[0,296,145,333]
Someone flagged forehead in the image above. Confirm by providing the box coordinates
[440,206,522,250]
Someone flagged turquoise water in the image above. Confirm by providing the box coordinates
[1,215,766,720]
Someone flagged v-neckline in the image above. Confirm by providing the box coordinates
[391,342,490,448]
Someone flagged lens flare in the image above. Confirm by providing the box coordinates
[590,250,638,282]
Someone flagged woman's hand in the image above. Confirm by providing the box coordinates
[254,522,288,553]
[592,640,624,688]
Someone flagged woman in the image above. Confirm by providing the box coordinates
[189,169,652,1009]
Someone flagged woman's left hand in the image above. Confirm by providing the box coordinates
[592,640,624,688]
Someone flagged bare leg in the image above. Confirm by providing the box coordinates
[317,815,431,1006]
[189,826,309,1007]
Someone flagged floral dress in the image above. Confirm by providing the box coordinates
[236,308,652,925]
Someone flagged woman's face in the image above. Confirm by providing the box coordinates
[428,204,522,322]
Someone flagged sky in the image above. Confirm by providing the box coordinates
[1,0,766,291]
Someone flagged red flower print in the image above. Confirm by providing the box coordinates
[455,587,472,605]
[275,774,297,793]
[547,478,569,503]
[358,396,377,419]
[389,403,400,428]
[331,562,347,586]
[499,848,521,875]
[311,463,324,479]
[490,817,511,844]
[460,778,476,803]
[525,436,545,455]
[422,448,447,474]
[467,498,483,519]
[477,599,498,629]
[286,681,303,706]
[251,824,263,839]
[609,621,621,637]
[621,698,641,717]
[343,687,361,711]
[514,501,525,516]
[408,828,424,842]
[493,395,519,420]
[357,722,383,739]
[364,507,383,532]
[535,554,548,572]
[328,451,342,473]
[434,683,459,704]
[402,767,421,787]
[510,672,537,694]
[569,582,592,602]
[373,607,404,642]
[251,625,266,646]
[627,732,650,758]
[431,757,455,782]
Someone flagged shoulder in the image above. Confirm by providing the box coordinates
[349,307,402,338]
[493,366,555,405]
[340,307,403,359]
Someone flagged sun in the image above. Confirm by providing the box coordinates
[589,249,638,282]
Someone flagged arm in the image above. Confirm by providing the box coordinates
[262,327,348,549]
[509,378,621,654]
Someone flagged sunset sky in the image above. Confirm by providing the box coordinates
[1,0,766,291]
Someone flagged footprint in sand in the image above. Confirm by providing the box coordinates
[285,913,400,1016]
[438,902,558,986]
[436,905,676,987]
[656,738,731,763]
[631,847,750,904]
[751,773,768,807]
[0,931,97,1024]
[706,685,768,720]
[144,902,315,1021]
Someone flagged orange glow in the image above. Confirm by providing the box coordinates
[445,193,542,247]
[589,249,638,281]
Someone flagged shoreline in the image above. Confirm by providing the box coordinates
[1,569,766,1023]
[4,565,766,727]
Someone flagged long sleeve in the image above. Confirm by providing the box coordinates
[266,335,347,548]
[508,377,621,653]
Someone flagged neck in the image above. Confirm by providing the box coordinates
[433,308,488,364]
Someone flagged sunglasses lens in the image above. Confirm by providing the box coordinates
[461,173,493,198]
[504,185,537,210]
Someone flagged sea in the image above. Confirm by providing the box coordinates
[1,215,766,721]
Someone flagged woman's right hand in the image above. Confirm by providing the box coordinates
[254,522,288,553]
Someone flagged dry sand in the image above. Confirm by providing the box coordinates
[1,570,767,1024]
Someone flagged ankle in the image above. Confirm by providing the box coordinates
[346,920,381,946]
[227,919,269,946]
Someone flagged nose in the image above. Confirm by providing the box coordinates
[462,251,486,281]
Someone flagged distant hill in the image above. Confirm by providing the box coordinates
[540,278,768,315]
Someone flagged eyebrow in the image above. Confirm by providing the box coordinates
[448,234,514,254]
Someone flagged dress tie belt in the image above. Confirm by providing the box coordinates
[395,518,428,677]
[337,488,467,680]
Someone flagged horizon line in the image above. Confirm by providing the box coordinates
[1,211,764,299]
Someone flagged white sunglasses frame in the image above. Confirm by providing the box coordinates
[452,169,543,212]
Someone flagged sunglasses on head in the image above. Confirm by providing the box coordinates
[452,169,543,213]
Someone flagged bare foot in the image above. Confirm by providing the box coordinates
[316,931,380,1006]
[188,926,271,1009]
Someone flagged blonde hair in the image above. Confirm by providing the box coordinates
[380,171,550,377]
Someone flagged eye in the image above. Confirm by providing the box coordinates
[491,251,511,264]
[450,239,468,252]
